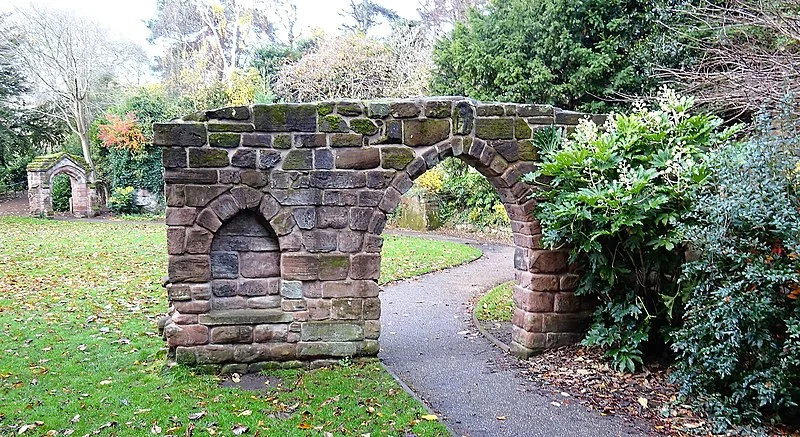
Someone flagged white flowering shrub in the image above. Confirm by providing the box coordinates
[524,89,739,372]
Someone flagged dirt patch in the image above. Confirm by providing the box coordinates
[219,373,282,392]
[0,192,29,216]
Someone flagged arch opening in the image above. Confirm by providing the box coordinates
[26,153,97,218]
[158,97,600,371]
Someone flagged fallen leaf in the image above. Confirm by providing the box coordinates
[297,423,314,430]
[237,409,252,417]
[99,379,112,385]
[232,424,249,435]
[17,424,37,434]
[231,373,241,383]
[420,414,438,421]
[550,401,561,407]
[70,414,80,424]
[496,416,506,420]
[637,397,648,409]
[188,411,206,420]
[150,424,161,434]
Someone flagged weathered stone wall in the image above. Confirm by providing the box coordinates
[156,97,601,372]
[26,153,98,218]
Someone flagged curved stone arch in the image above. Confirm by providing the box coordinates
[26,152,96,218]
[48,164,87,186]
[157,97,602,370]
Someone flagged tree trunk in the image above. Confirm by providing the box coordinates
[78,130,95,178]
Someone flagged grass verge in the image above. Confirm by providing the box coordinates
[0,217,468,436]
[379,235,481,284]
[474,281,514,322]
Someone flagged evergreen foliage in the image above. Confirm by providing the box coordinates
[431,0,678,111]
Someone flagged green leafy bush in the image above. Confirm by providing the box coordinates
[672,112,800,428]
[437,158,509,228]
[526,89,737,372]
[50,174,71,212]
[109,186,137,215]
[431,0,680,112]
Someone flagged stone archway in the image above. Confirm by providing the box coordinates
[26,152,98,218]
[156,97,602,371]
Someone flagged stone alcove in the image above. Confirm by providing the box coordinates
[26,152,99,217]
[156,97,602,372]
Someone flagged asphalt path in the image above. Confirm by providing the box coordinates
[379,240,644,437]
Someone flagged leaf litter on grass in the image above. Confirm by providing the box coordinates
[0,217,455,436]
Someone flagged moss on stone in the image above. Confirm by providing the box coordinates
[26,152,87,172]
[317,103,334,117]
[257,104,288,126]
[283,150,313,170]
[475,118,514,140]
[208,133,241,148]
[515,119,532,139]
[337,101,363,116]
[320,115,349,133]
[349,118,378,136]
[518,140,539,161]
[329,134,364,148]
[207,122,254,133]
[381,147,416,170]
[188,148,230,167]
[273,134,292,149]
[182,111,209,122]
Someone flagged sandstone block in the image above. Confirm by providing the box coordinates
[165,323,208,347]
[210,326,253,344]
[403,119,450,147]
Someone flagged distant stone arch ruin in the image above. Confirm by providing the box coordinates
[156,97,603,372]
[26,152,99,218]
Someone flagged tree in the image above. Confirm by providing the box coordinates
[274,25,434,102]
[431,0,675,112]
[148,0,280,88]
[0,13,65,186]
[339,0,400,34]
[417,0,487,34]
[658,0,800,116]
[11,5,134,172]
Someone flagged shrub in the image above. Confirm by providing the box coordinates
[437,158,508,228]
[431,0,678,112]
[526,89,737,372]
[51,174,71,212]
[109,186,137,215]
[672,111,800,428]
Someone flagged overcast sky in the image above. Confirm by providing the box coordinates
[2,0,422,54]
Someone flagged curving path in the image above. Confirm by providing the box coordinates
[379,238,645,437]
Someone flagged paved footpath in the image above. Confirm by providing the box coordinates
[379,239,645,437]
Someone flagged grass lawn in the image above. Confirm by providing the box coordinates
[379,235,481,284]
[0,217,478,436]
[474,281,514,322]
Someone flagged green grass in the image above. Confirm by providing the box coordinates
[0,217,469,436]
[113,212,166,222]
[474,281,515,322]
[379,235,482,284]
